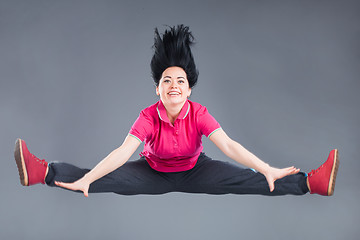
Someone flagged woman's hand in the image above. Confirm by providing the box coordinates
[55,177,91,197]
[263,166,300,192]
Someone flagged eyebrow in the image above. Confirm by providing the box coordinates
[163,76,185,79]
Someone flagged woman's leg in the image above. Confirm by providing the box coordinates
[15,138,176,195]
[46,158,176,195]
[175,153,309,196]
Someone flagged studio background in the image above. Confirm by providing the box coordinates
[1,0,359,239]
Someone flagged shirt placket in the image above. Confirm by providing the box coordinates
[173,121,179,150]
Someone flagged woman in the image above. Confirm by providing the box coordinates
[14,25,339,197]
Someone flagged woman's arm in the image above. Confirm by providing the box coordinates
[55,135,141,197]
[209,129,300,192]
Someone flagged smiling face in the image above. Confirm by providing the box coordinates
[156,66,192,107]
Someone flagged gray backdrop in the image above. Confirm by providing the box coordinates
[1,0,359,239]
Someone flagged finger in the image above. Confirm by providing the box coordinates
[55,181,65,187]
[285,167,300,175]
[289,168,300,174]
[84,188,89,197]
[55,181,75,190]
[267,179,275,192]
[269,182,275,192]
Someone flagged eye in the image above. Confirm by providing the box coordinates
[178,80,185,84]
[164,79,171,83]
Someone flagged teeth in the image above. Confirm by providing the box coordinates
[168,92,180,95]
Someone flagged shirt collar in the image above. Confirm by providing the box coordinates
[157,100,190,123]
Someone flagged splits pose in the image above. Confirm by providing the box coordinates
[14,25,339,197]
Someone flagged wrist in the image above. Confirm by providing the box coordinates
[82,172,95,184]
[259,163,271,175]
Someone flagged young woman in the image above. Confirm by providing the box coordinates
[14,25,339,197]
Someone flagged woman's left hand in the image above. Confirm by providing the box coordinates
[264,166,300,192]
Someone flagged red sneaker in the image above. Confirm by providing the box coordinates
[307,149,339,196]
[14,139,48,186]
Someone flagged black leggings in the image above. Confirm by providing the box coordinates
[45,153,309,196]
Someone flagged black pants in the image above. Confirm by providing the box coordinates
[45,153,309,196]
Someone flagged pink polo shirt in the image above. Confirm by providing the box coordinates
[129,100,221,172]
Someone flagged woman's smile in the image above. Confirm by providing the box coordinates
[168,90,181,96]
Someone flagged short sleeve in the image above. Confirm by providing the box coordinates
[129,110,153,143]
[197,106,221,138]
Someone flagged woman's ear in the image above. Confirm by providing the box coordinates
[156,86,160,96]
[188,88,192,98]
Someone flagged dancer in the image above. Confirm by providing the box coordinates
[14,25,339,197]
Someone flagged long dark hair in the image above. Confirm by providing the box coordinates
[150,24,199,88]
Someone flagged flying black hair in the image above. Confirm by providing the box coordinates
[150,24,199,88]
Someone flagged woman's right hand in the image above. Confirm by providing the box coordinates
[55,177,91,197]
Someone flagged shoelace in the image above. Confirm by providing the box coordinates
[308,164,324,177]
[30,153,47,166]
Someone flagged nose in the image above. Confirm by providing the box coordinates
[170,81,179,88]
